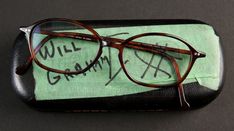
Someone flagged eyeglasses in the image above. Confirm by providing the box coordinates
[16,18,206,108]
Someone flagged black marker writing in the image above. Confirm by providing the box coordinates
[39,40,81,60]
[39,41,55,60]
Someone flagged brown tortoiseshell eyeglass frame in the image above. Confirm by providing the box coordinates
[16,18,206,108]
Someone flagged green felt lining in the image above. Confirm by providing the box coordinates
[32,24,220,100]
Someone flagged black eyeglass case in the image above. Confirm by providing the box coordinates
[11,19,224,111]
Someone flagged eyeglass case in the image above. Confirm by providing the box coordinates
[11,19,224,111]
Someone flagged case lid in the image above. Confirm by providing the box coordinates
[11,19,224,111]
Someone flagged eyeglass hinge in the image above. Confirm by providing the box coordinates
[19,25,34,33]
[194,51,206,58]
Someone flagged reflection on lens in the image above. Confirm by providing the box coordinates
[31,20,101,73]
[122,35,192,86]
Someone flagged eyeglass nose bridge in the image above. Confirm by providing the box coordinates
[102,39,124,50]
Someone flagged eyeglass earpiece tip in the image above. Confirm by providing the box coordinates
[15,65,27,75]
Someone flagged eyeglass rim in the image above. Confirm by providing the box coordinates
[119,32,199,87]
[29,18,104,75]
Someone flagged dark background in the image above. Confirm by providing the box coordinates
[0,0,233,130]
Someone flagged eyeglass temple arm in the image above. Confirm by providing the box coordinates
[15,35,52,75]
[134,45,190,108]
[147,49,190,108]
[15,55,33,75]
[169,56,190,108]
[16,31,205,75]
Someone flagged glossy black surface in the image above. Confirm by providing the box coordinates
[11,20,224,111]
